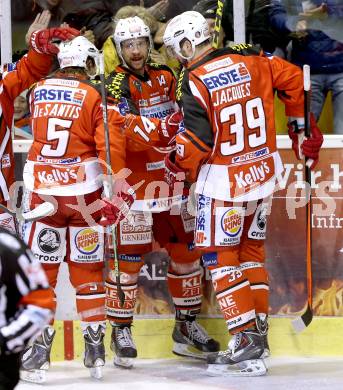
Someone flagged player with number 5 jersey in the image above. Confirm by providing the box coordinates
[21,36,145,382]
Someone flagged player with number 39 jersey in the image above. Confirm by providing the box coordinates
[163,11,323,376]
[174,50,303,201]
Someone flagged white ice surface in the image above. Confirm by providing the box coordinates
[17,357,343,390]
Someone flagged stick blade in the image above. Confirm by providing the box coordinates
[23,202,55,221]
[292,304,313,333]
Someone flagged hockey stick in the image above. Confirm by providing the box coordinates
[98,52,125,308]
[292,64,313,332]
[212,0,225,49]
[0,202,55,222]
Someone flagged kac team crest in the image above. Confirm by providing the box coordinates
[75,228,99,255]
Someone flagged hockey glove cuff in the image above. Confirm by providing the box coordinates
[287,113,323,169]
[288,117,305,160]
[164,150,186,188]
[100,179,135,226]
[301,114,323,169]
[160,111,184,145]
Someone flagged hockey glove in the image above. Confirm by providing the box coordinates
[288,113,323,169]
[164,150,186,188]
[30,27,80,55]
[100,179,135,226]
[160,111,184,144]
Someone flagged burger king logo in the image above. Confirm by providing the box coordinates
[75,228,99,255]
[221,209,242,237]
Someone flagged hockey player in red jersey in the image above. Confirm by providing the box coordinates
[19,35,140,382]
[0,228,54,390]
[163,11,323,376]
[0,12,79,232]
[104,16,219,368]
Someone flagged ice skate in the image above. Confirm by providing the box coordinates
[256,313,270,358]
[206,327,267,377]
[172,317,220,360]
[111,325,137,369]
[20,325,55,384]
[83,324,106,379]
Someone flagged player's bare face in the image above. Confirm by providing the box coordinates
[14,96,28,120]
[121,38,149,75]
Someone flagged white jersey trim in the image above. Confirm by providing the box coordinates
[195,151,283,202]
[130,194,187,212]
[23,159,103,195]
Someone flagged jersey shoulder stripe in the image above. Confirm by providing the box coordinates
[183,131,211,152]
[147,62,175,76]
[188,45,262,72]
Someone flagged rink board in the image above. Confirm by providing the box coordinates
[50,317,343,362]
[13,136,343,362]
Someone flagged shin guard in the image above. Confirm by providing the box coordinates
[105,280,138,325]
[210,265,256,333]
[167,269,202,316]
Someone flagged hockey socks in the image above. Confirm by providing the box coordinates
[210,265,256,333]
[105,280,138,324]
[167,269,202,315]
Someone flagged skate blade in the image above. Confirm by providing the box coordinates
[114,356,134,369]
[173,342,211,360]
[206,359,267,377]
[89,358,104,379]
[20,369,47,384]
[262,349,271,358]
[90,366,103,379]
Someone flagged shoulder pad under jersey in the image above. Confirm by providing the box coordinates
[148,62,174,75]
[228,43,262,56]
[148,62,163,68]
[106,71,128,101]
[85,78,102,94]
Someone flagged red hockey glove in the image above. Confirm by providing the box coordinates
[164,150,186,187]
[301,114,323,168]
[160,111,184,144]
[100,179,135,226]
[288,113,323,169]
[30,27,80,55]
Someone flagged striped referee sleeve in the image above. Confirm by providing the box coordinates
[0,230,53,354]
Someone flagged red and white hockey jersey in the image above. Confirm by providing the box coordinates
[0,50,52,202]
[24,74,128,195]
[106,63,182,211]
[175,46,304,202]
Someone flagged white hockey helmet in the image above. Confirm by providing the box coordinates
[113,17,153,65]
[57,36,100,76]
[163,11,210,61]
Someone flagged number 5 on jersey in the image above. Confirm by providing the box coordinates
[40,118,72,157]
